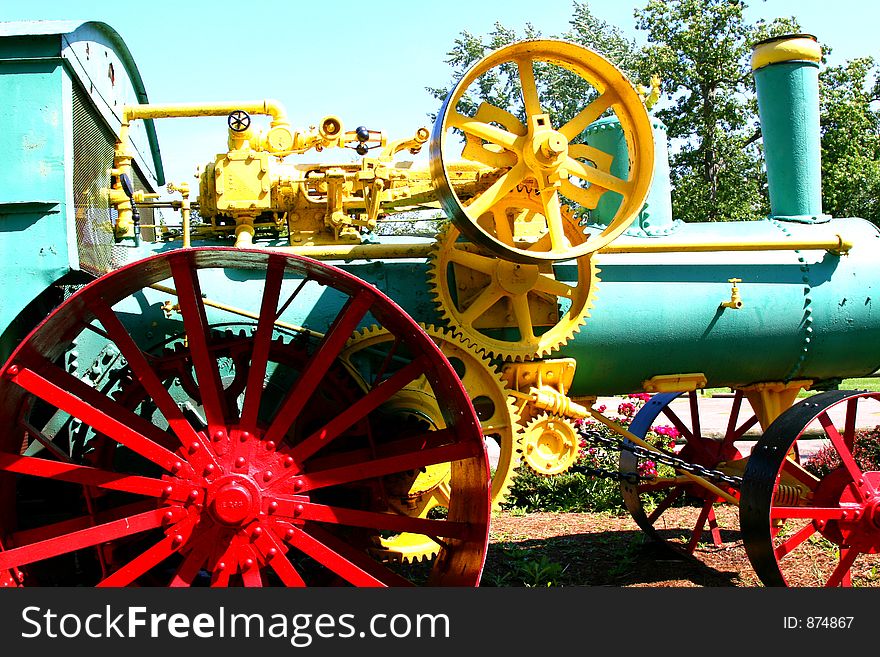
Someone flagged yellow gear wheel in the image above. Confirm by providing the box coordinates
[429,38,654,264]
[522,413,581,476]
[339,324,523,563]
[428,199,600,361]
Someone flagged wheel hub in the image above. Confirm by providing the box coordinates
[208,476,260,526]
[494,260,541,295]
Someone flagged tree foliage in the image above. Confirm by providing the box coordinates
[819,57,880,223]
[427,0,880,225]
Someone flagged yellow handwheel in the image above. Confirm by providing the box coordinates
[430,39,654,264]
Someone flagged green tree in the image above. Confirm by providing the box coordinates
[634,0,798,222]
[819,57,880,223]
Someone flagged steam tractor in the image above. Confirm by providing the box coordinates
[1,21,878,587]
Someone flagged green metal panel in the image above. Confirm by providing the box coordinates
[754,59,826,222]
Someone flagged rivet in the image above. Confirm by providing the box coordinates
[252,526,263,538]
[284,456,294,468]
[189,489,200,501]
[266,441,276,451]
[164,485,174,496]
[218,561,227,571]
[171,461,182,473]
[189,441,200,452]
[164,511,175,523]
[294,479,303,491]
[267,548,277,559]
[235,457,246,468]
[263,471,273,482]
[294,504,304,517]
[5,364,19,377]
[204,464,215,476]
[285,528,295,539]
[213,430,225,442]
[244,558,254,569]
[269,501,278,513]
[172,534,184,545]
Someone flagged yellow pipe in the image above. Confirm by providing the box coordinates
[123,99,288,126]
[149,284,324,339]
[590,410,740,505]
[279,243,436,260]
[603,235,851,255]
[278,234,851,261]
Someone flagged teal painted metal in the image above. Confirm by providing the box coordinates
[0,20,164,360]
[585,115,676,236]
[753,57,826,222]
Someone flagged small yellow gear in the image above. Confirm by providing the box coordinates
[339,324,523,563]
[522,413,581,476]
[428,192,600,361]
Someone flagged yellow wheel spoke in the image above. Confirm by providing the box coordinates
[559,92,617,141]
[460,282,504,326]
[560,179,605,210]
[510,294,536,341]
[539,189,568,252]
[464,162,529,219]
[516,57,543,118]
[533,275,576,299]
[449,110,520,151]
[565,156,631,196]
[448,246,498,275]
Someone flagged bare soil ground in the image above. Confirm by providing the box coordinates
[482,508,880,587]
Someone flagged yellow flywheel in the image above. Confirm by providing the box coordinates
[522,413,581,476]
[429,39,655,264]
[339,324,523,563]
[428,197,600,361]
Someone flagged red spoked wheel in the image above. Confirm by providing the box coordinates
[0,248,490,587]
[741,390,880,587]
[620,391,755,553]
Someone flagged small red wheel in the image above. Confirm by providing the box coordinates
[741,390,880,586]
[621,391,754,553]
[0,248,490,587]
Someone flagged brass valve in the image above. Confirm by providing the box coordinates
[720,278,744,309]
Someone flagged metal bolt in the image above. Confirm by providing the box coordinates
[285,528,295,539]
[204,464,215,476]
[252,527,263,538]
[213,430,225,442]
[244,558,255,569]
[284,456,294,468]
[5,364,19,377]
[294,504,304,517]
[267,548,277,559]
[294,479,303,491]
[189,489,200,501]
[164,485,174,496]
[235,457,246,468]
[263,471,273,482]
[189,441,200,452]
[171,461,182,473]
[172,534,184,545]
[218,561,227,571]
[266,441,276,451]
[164,511,175,523]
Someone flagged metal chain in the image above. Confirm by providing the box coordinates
[575,427,743,488]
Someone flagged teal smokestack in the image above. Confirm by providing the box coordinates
[752,34,828,223]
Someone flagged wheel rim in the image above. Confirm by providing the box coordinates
[429,39,654,264]
[0,248,490,587]
[621,391,754,554]
[741,390,880,587]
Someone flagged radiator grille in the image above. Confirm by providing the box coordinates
[71,83,156,275]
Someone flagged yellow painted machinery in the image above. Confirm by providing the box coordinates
[1,23,879,587]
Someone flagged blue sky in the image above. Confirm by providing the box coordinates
[5,0,877,186]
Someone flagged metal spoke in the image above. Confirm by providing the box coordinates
[559,92,616,141]
[463,162,529,219]
[264,290,374,445]
[516,57,542,118]
[448,110,519,151]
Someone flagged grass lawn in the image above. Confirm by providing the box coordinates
[699,376,880,398]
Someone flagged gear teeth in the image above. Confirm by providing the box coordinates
[428,217,599,362]
[521,412,581,477]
